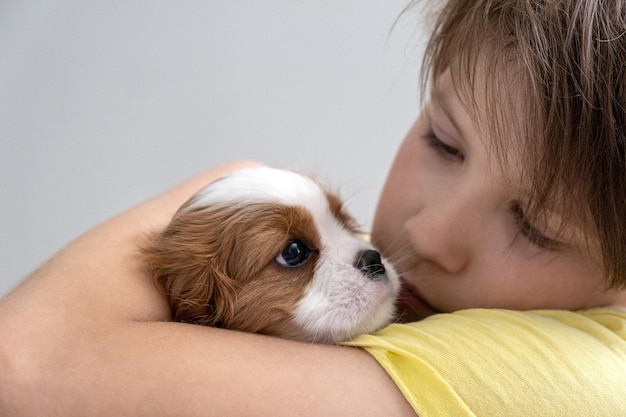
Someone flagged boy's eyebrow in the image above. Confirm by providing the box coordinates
[430,87,463,136]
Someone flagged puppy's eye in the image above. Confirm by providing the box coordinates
[276,239,311,267]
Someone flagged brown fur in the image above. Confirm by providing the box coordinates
[142,201,322,339]
[324,190,361,234]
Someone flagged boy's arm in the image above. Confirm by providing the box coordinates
[0,161,414,417]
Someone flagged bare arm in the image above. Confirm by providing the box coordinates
[0,161,414,417]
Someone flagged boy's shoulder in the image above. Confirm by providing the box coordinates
[346,308,626,417]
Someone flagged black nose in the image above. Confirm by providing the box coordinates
[354,249,386,279]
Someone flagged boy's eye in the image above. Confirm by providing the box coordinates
[423,130,464,161]
[511,203,559,250]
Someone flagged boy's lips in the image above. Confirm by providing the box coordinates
[398,281,440,321]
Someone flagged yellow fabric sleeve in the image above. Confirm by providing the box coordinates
[344,309,626,417]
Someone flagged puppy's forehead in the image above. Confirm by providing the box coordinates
[190,167,326,208]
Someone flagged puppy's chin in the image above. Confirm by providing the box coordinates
[290,257,399,344]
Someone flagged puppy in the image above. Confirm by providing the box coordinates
[142,167,399,343]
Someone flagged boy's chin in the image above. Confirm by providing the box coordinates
[394,286,443,323]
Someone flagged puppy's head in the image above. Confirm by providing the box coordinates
[143,167,399,343]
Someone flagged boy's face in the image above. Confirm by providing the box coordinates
[372,70,620,320]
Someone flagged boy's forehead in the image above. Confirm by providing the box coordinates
[434,59,521,109]
[430,68,518,147]
[438,63,530,152]
[431,69,458,102]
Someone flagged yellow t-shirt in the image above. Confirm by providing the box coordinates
[345,309,626,417]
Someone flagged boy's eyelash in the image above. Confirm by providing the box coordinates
[423,130,464,161]
[511,204,559,250]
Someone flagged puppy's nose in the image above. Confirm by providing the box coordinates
[355,249,386,279]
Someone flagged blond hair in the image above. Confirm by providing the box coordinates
[409,0,626,288]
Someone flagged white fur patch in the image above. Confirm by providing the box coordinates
[187,167,327,211]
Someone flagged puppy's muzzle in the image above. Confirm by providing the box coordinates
[355,249,387,281]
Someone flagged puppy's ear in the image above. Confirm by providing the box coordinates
[141,209,238,327]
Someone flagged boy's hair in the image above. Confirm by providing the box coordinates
[411,0,626,288]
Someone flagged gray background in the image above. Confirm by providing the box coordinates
[0,1,426,296]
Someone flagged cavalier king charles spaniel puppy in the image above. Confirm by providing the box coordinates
[143,167,399,343]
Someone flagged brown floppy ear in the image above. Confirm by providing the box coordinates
[141,208,239,327]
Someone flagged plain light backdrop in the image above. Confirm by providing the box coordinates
[0,1,427,296]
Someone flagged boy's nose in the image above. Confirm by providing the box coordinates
[405,199,476,274]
